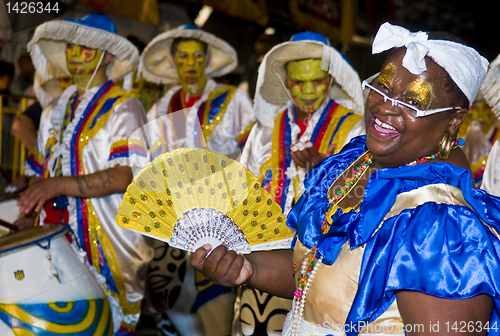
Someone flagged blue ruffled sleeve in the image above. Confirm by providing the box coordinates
[287,135,500,336]
[342,164,500,336]
[286,136,367,251]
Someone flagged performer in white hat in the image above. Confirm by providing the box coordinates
[140,24,256,157]
[480,52,500,196]
[482,138,500,196]
[458,93,497,187]
[19,13,153,334]
[234,31,365,336]
[138,24,255,336]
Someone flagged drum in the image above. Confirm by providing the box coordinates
[0,224,113,335]
[0,196,21,237]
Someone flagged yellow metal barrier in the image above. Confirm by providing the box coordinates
[0,94,34,190]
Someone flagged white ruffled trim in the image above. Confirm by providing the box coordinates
[29,84,79,227]
[106,156,133,169]
[106,156,148,179]
[254,91,282,128]
[49,85,77,133]
[58,86,100,178]
[58,86,100,226]
[23,163,38,177]
[28,20,139,82]
[481,53,500,118]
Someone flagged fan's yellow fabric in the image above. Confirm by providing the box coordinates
[117,148,293,249]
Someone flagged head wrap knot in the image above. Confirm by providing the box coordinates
[372,22,489,108]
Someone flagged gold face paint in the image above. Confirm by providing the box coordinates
[376,62,435,110]
[174,40,206,95]
[405,77,435,110]
[286,59,329,114]
[65,44,104,76]
[378,62,396,89]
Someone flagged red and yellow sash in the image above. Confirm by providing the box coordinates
[259,101,361,209]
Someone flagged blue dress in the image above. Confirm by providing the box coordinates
[287,136,500,336]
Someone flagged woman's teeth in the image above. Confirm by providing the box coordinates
[374,117,396,131]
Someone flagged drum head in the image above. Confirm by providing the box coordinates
[0,224,67,255]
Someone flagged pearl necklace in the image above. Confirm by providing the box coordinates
[290,139,465,334]
[291,244,322,336]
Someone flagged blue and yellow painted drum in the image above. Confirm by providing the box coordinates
[0,224,113,335]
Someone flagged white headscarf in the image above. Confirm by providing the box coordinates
[372,22,489,108]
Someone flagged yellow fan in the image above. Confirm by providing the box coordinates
[117,148,294,253]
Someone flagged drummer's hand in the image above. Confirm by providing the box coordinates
[5,175,30,194]
[291,141,336,171]
[190,244,254,287]
[18,177,61,213]
[13,216,36,230]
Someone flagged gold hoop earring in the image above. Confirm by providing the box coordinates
[439,131,453,160]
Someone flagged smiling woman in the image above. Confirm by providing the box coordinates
[190,22,500,336]
[364,47,469,169]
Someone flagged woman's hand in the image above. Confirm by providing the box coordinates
[191,245,296,299]
[190,244,254,287]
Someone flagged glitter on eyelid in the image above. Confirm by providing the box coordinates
[378,63,396,87]
[406,77,435,108]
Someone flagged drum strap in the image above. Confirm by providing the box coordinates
[35,237,61,283]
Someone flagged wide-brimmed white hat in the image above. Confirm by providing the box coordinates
[28,13,139,83]
[139,24,238,85]
[254,31,364,127]
[481,52,500,118]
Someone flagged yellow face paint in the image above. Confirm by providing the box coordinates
[286,59,329,114]
[65,44,104,76]
[174,40,206,94]
[60,77,73,92]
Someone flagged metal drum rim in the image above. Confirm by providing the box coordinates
[0,224,68,256]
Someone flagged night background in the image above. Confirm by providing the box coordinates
[0,0,498,88]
